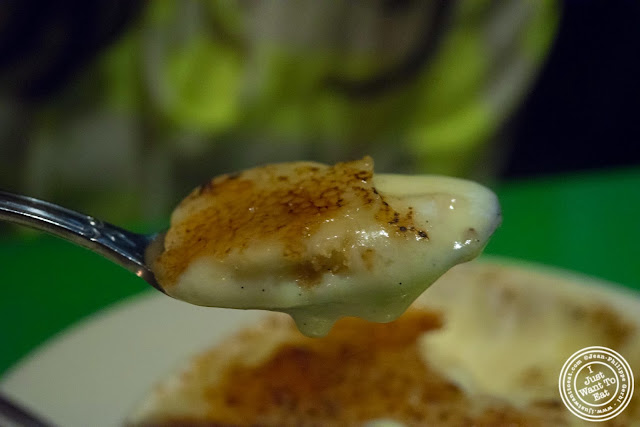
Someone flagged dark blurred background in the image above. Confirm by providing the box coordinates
[504,0,640,177]
[1,0,639,226]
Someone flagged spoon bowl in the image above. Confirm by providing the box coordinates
[1,156,501,339]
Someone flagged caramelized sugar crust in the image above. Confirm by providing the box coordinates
[140,312,577,427]
[153,157,426,288]
[130,263,640,427]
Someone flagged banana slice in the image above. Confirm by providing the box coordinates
[150,157,501,336]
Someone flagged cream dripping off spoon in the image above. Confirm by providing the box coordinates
[0,157,501,337]
[151,157,501,336]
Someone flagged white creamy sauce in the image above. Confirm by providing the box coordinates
[416,262,640,411]
[151,159,501,337]
[362,419,407,427]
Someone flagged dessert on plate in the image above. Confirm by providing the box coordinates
[128,261,640,426]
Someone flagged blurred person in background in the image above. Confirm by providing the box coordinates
[1,1,559,228]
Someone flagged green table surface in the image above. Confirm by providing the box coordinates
[1,167,639,377]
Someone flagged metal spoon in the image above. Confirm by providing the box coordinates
[0,190,165,293]
[0,391,57,427]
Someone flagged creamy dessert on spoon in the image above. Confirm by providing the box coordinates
[150,156,501,336]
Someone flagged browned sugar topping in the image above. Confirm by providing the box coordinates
[149,311,580,426]
[153,157,427,288]
[133,263,640,427]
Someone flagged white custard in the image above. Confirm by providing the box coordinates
[127,261,640,426]
[418,261,640,410]
[362,419,407,427]
[150,157,501,336]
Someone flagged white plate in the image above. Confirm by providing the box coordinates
[0,292,263,427]
[2,259,638,427]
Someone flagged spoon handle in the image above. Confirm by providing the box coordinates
[0,391,57,427]
[0,190,159,290]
